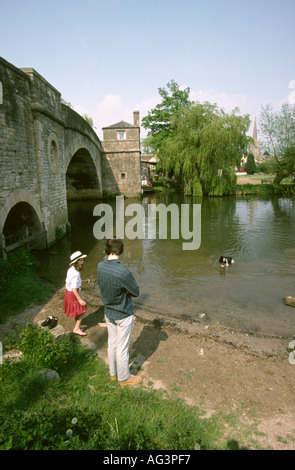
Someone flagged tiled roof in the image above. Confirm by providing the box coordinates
[102,120,134,129]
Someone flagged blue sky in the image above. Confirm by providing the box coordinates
[1,0,294,140]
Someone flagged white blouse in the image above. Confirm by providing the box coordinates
[65,266,82,292]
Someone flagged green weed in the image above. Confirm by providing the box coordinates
[0,248,52,324]
[0,322,243,450]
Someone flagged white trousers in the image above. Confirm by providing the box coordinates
[105,314,134,382]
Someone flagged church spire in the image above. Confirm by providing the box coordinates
[253,117,257,142]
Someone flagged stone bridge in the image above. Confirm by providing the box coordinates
[0,57,105,256]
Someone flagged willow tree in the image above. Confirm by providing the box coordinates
[159,102,251,196]
[259,103,295,184]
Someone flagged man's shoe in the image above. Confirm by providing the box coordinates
[110,375,117,381]
[119,375,142,387]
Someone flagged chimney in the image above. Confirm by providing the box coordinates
[133,110,140,127]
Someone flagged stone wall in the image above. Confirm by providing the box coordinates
[0,58,46,248]
[102,113,141,197]
[28,69,69,242]
[0,57,103,251]
[103,127,140,152]
[102,151,141,196]
[0,56,142,258]
[0,59,37,200]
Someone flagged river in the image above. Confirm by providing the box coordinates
[36,193,295,337]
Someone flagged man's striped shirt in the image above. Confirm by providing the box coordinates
[97,259,139,320]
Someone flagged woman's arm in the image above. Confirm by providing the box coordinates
[72,288,86,306]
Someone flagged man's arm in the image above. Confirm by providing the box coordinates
[122,271,139,298]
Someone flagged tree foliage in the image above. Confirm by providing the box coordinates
[244,153,257,175]
[259,103,295,184]
[141,80,192,150]
[159,103,251,196]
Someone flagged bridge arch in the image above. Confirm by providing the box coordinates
[0,189,46,253]
[66,147,101,199]
[63,126,102,200]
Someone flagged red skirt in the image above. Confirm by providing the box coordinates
[64,290,87,318]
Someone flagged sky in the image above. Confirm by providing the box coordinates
[1,0,294,141]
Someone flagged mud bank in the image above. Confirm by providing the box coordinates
[1,284,295,450]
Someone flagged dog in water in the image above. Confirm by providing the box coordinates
[219,256,235,267]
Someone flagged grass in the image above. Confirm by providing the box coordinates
[236,173,293,184]
[0,322,261,450]
[0,323,220,450]
[0,248,53,325]
[1,273,52,324]
[235,173,295,197]
[236,183,295,197]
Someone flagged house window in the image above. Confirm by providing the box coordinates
[117,130,126,140]
[121,173,126,180]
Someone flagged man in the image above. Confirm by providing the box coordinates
[97,238,142,387]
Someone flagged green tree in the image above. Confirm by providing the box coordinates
[159,102,250,196]
[244,153,257,174]
[141,136,155,154]
[141,80,192,151]
[82,114,95,128]
[259,103,295,184]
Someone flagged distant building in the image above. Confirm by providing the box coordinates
[249,117,263,163]
[241,117,264,168]
[102,111,141,197]
[141,153,158,178]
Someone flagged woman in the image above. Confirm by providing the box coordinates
[64,251,90,336]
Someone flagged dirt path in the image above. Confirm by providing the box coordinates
[1,285,295,450]
[237,176,265,185]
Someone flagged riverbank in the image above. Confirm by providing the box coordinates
[235,177,295,197]
[151,174,295,197]
[1,281,295,450]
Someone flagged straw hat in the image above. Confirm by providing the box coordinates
[70,251,87,265]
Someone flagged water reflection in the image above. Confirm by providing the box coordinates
[36,194,295,337]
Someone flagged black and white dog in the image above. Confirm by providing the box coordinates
[219,256,235,267]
